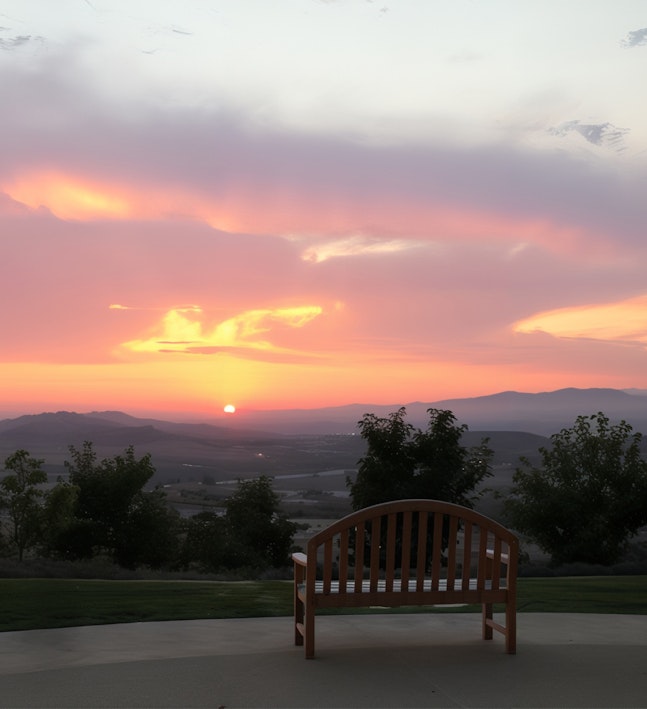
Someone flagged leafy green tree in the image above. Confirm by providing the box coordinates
[181,511,228,573]
[224,476,297,569]
[505,412,647,566]
[40,481,79,557]
[115,488,181,569]
[65,443,154,549]
[181,478,297,573]
[348,408,493,510]
[58,442,177,567]
[0,450,47,561]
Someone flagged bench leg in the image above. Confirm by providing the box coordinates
[293,563,305,647]
[482,603,493,640]
[505,602,517,655]
[304,605,315,659]
[294,594,304,647]
[294,588,315,657]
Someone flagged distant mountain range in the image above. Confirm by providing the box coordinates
[2,388,647,441]
[2,388,647,483]
[220,387,647,436]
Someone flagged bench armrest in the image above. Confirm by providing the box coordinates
[292,552,308,566]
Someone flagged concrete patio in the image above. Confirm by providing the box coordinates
[1,612,647,707]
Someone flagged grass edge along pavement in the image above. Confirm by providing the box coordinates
[1,575,646,633]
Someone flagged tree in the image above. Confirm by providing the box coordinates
[224,476,297,569]
[505,412,647,566]
[59,442,177,567]
[181,511,228,573]
[40,481,79,558]
[180,478,297,573]
[346,408,493,570]
[0,450,47,561]
[65,443,155,549]
[115,488,181,569]
[348,408,493,510]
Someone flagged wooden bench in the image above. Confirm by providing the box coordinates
[293,499,518,658]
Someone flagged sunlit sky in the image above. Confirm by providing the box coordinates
[2,0,647,419]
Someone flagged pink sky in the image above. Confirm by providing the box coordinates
[1,2,647,419]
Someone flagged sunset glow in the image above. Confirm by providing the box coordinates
[119,305,324,357]
[1,1,647,420]
[6,173,132,220]
[514,296,647,344]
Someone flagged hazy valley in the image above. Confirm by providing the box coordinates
[3,388,647,535]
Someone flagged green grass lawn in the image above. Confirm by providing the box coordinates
[1,575,645,632]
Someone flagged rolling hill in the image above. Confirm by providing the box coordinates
[2,388,646,487]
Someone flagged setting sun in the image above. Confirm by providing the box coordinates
[223,404,236,414]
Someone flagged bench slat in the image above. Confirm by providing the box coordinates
[385,512,397,592]
[401,511,412,591]
[477,525,488,590]
[370,516,381,592]
[304,578,508,594]
[446,515,458,591]
[416,511,428,592]
[311,586,511,609]
[354,521,365,593]
[491,537,502,591]
[431,511,443,591]
[338,528,349,594]
[462,520,472,590]
[323,537,333,594]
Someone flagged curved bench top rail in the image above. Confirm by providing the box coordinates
[307,498,517,549]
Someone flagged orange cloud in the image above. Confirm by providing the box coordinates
[3,168,602,261]
[514,294,647,344]
[5,172,132,220]
[2,170,234,226]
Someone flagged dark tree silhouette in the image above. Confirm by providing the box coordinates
[0,450,47,561]
[348,407,493,509]
[505,412,647,565]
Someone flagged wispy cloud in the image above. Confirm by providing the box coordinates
[295,234,423,263]
[0,34,33,49]
[548,120,630,153]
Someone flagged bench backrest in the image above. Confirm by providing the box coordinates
[306,499,518,594]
